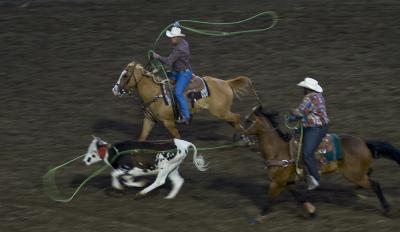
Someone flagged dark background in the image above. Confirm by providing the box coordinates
[1,0,399,231]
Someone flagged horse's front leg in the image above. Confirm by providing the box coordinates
[287,184,317,218]
[138,117,156,141]
[251,181,285,224]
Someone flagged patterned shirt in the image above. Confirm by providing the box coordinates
[293,92,329,127]
[159,38,192,72]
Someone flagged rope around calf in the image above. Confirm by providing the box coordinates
[43,142,245,202]
[44,12,278,203]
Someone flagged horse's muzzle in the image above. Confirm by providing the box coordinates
[112,84,123,97]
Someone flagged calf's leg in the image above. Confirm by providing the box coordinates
[111,169,124,190]
[165,168,184,199]
[136,163,178,197]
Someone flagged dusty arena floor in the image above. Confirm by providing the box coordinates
[1,0,399,231]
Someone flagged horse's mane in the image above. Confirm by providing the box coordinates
[255,107,292,142]
[132,62,166,82]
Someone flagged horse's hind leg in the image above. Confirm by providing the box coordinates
[163,120,181,139]
[370,180,390,214]
[223,112,243,131]
[213,110,244,140]
[356,175,390,214]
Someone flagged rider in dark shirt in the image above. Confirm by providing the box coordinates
[153,26,192,124]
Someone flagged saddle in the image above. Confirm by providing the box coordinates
[161,74,211,119]
[290,133,343,166]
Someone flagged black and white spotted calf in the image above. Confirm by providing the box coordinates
[83,137,207,199]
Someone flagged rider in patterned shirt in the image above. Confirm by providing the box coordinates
[293,90,329,127]
[290,77,329,190]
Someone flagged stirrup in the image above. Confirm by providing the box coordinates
[306,175,320,190]
[175,116,190,125]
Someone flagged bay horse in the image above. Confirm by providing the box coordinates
[244,106,400,222]
[112,61,253,141]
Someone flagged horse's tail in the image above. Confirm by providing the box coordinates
[366,140,400,165]
[226,76,252,98]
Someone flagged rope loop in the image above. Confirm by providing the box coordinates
[43,141,244,202]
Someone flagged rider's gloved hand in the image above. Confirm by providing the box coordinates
[173,21,181,27]
[151,51,161,59]
[288,114,298,122]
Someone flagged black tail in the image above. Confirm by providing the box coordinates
[366,140,400,165]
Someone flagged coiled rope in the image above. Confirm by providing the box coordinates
[147,11,278,107]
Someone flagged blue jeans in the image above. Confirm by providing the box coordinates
[302,125,328,182]
[172,70,192,120]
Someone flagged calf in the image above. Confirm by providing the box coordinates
[83,136,207,199]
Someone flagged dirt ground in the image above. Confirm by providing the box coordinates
[1,0,399,231]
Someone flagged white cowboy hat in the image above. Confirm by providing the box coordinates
[166,26,185,38]
[297,77,323,93]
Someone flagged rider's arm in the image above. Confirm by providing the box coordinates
[292,95,313,119]
[158,48,181,67]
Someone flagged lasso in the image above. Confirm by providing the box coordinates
[43,142,244,202]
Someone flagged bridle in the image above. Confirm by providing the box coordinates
[116,63,171,121]
[123,63,143,93]
[122,63,170,94]
[244,111,278,134]
[244,110,295,168]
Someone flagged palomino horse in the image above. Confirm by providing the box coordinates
[112,61,253,141]
[244,106,400,222]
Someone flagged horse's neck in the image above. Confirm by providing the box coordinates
[137,75,161,102]
[258,127,288,160]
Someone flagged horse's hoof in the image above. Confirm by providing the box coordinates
[309,211,318,219]
[248,215,267,225]
[382,206,392,217]
[248,219,260,225]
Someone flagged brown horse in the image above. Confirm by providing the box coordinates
[244,106,400,222]
[112,61,253,141]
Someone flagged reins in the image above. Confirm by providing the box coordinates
[284,114,304,175]
[249,112,303,171]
